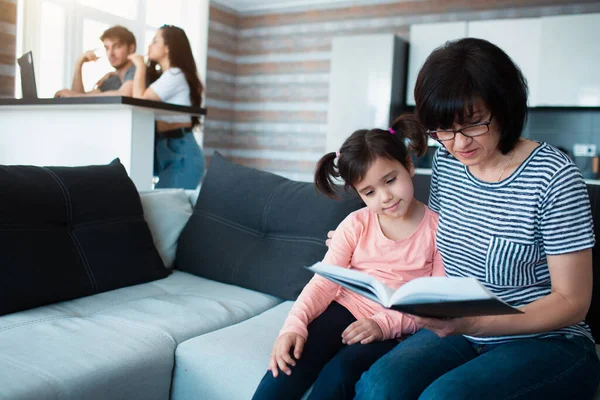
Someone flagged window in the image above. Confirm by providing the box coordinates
[146,0,182,27]
[77,0,138,20]
[37,1,67,98]
[81,19,110,92]
[17,0,196,97]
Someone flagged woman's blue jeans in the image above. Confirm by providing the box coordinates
[154,129,205,189]
[355,329,600,400]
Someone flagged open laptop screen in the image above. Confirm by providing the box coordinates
[17,51,38,99]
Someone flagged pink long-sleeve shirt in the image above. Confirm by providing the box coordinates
[280,205,444,341]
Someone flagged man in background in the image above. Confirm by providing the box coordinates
[55,25,137,97]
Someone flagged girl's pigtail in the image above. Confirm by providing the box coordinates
[314,152,341,199]
[389,114,427,157]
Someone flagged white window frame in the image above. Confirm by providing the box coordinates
[17,0,208,96]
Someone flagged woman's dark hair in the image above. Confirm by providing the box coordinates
[315,114,427,199]
[147,25,204,127]
[414,38,528,154]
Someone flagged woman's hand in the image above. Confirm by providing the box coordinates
[412,316,476,338]
[268,333,305,378]
[341,318,383,345]
[127,54,146,67]
[326,230,335,247]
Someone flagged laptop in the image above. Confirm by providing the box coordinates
[17,51,38,99]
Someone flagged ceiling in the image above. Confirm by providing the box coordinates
[213,0,410,14]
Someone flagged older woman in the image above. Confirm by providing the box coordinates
[354,38,600,399]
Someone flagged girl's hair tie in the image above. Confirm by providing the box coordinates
[388,128,396,134]
[335,151,341,158]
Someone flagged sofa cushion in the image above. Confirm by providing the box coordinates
[176,152,364,300]
[0,270,282,399]
[139,189,194,268]
[0,315,176,400]
[586,183,600,343]
[0,159,169,316]
[172,301,312,400]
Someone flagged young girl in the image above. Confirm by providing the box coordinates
[252,114,445,400]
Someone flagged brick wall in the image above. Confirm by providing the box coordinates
[0,0,17,98]
[205,0,600,181]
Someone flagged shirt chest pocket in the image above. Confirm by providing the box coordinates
[485,237,542,287]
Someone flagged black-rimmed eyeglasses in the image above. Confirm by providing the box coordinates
[426,115,493,142]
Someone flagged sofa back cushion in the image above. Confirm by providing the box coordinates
[139,189,194,268]
[586,183,600,343]
[176,152,364,300]
[0,159,169,316]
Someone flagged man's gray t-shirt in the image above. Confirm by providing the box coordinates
[99,65,136,91]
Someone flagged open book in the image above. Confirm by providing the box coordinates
[306,262,522,318]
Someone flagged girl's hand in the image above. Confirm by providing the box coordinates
[127,54,146,67]
[341,318,383,345]
[412,316,476,338]
[326,230,335,247]
[268,333,305,378]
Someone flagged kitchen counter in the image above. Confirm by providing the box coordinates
[0,97,206,190]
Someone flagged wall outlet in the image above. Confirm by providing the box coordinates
[573,143,597,157]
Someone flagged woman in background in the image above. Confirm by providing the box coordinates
[129,25,205,189]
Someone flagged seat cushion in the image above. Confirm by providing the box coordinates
[0,271,282,399]
[0,316,176,400]
[176,152,364,300]
[172,302,310,400]
[0,159,168,316]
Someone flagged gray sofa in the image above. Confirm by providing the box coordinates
[0,162,599,400]
[0,188,282,399]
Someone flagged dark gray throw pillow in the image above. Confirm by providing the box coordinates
[176,152,364,300]
[0,159,169,316]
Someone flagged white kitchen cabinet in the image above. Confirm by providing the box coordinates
[406,22,467,106]
[327,34,407,153]
[537,13,600,106]
[467,18,541,106]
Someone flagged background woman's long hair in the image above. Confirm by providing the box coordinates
[147,25,204,127]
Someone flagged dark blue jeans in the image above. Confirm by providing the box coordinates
[252,302,398,400]
[154,129,204,189]
[355,328,600,400]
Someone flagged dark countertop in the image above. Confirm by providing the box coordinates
[0,96,207,116]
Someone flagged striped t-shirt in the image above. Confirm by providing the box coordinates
[429,142,595,344]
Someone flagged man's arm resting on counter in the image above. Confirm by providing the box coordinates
[80,81,133,97]
[58,81,134,98]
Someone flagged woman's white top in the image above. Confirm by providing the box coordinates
[150,67,192,124]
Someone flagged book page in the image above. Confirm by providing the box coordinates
[307,262,395,305]
[390,277,495,306]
